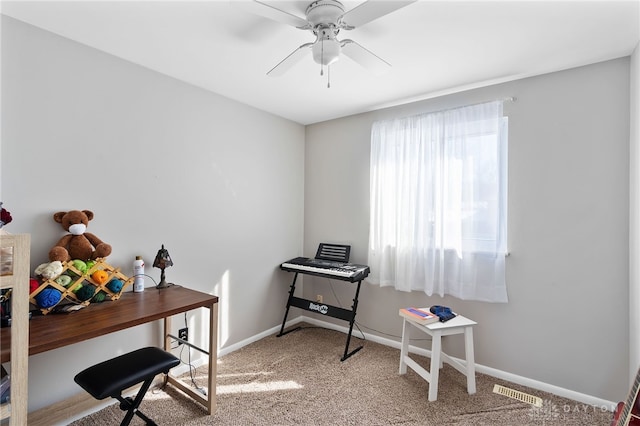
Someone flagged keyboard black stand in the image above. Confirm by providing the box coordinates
[278,244,370,361]
[277,267,367,362]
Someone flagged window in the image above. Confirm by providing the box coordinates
[367,101,508,302]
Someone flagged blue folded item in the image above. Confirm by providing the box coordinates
[430,305,457,322]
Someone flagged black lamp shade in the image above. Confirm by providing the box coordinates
[153,244,173,289]
[153,245,173,270]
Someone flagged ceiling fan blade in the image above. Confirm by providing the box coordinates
[340,0,417,29]
[341,39,390,75]
[235,0,311,29]
[267,43,314,76]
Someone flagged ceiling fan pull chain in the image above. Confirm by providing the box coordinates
[320,37,325,76]
[327,64,331,89]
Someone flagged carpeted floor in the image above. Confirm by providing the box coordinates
[70,324,613,425]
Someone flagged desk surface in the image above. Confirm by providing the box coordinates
[1,285,218,363]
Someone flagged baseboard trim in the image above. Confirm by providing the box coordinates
[296,315,617,411]
[171,318,305,376]
[41,315,616,424]
[216,317,305,358]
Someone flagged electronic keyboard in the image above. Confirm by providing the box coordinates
[280,257,370,282]
[278,243,370,361]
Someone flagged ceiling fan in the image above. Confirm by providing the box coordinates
[238,0,416,86]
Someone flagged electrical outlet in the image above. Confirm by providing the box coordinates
[178,327,188,344]
[316,294,323,303]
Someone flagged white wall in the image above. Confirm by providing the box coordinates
[631,41,640,382]
[1,16,305,411]
[2,11,636,414]
[304,58,630,402]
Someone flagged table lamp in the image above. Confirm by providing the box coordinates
[153,244,174,289]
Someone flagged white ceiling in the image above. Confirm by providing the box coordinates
[2,0,639,125]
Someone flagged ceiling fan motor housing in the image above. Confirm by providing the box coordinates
[305,0,345,27]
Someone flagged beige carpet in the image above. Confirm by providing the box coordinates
[70,324,613,425]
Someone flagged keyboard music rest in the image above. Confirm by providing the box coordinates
[314,243,351,263]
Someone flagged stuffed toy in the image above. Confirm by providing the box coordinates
[0,202,12,228]
[34,261,63,280]
[29,278,40,293]
[48,210,112,263]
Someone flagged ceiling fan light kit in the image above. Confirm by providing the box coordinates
[312,26,341,67]
[242,0,416,87]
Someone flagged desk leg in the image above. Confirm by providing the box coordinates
[464,326,476,395]
[428,331,442,402]
[207,301,218,414]
[164,316,172,352]
[164,304,218,415]
[399,319,410,374]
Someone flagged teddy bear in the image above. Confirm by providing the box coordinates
[48,210,112,262]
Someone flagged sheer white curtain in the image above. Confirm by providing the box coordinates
[367,101,508,302]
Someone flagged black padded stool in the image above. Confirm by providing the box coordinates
[74,346,180,426]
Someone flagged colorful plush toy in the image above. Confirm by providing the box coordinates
[0,202,12,229]
[35,288,62,308]
[48,210,112,263]
[34,261,64,280]
[29,278,40,293]
[54,274,72,287]
[91,270,109,285]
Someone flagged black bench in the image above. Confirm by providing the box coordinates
[74,346,180,426]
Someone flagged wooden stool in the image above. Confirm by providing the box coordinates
[399,314,476,401]
[74,347,180,426]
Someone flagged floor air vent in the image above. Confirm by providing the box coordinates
[493,384,543,407]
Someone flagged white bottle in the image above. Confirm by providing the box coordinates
[133,256,145,292]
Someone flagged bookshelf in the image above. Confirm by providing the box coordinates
[0,231,31,425]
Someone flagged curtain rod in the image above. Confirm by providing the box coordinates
[446,96,516,112]
[373,97,518,125]
[391,97,517,121]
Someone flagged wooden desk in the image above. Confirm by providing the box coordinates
[0,285,218,420]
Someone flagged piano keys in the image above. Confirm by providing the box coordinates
[280,257,370,282]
